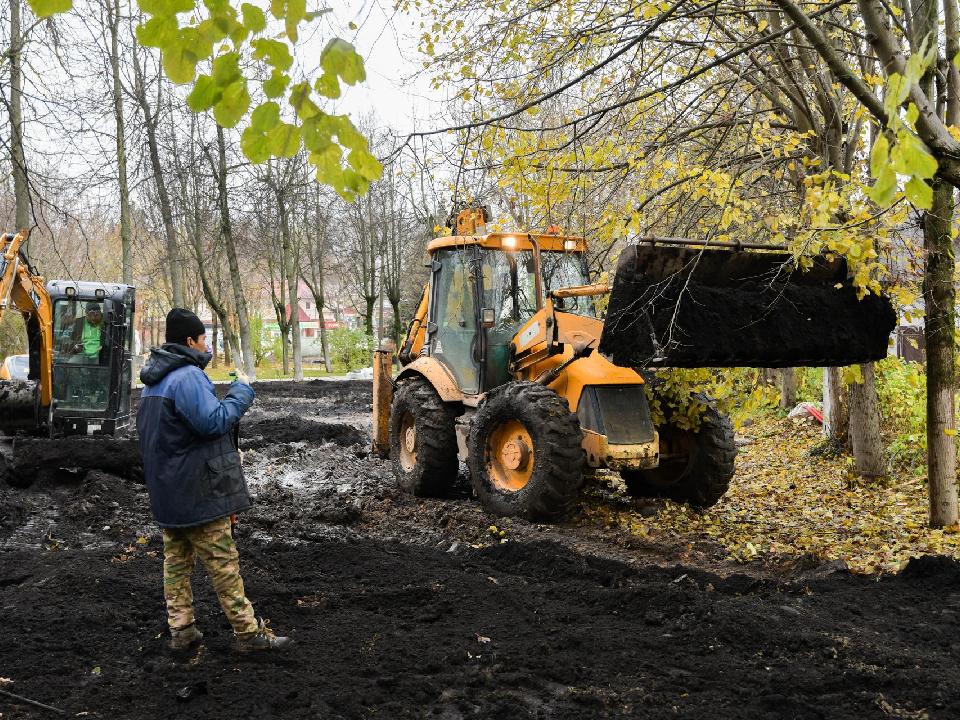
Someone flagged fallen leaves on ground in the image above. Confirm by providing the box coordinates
[580,414,960,575]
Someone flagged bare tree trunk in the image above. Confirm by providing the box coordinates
[106,0,132,284]
[303,190,333,373]
[131,47,183,306]
[277,191,302,381]
[268,251,290,374]
[185,204,239,365]
[214,126,256,379]
[378,282,385,342]
[848,363,885,479]
[779,368,798,409]
[223,330,232,364]
[211,313,219,369]
[923,178,958,527]
[822,367,849,443]
[9,0,30,229]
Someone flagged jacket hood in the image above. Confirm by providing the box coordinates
[140,343,212,386]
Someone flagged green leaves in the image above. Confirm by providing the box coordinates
[904,177,932,208]
[267,123,300,157]
[183,53,248,126]
[869,43,941,211]
[869,134,889,179]
[241,127,270,164]
[241,2,266,34]
[137,16,180,47]
[289,82,321,120]
[270,0,307,41]
[316,38,366,98]
[27,0,379,198]
[27,0,72,16]
[250,102,281,132]
[131,0,378,198]
[162,44,199,84]
[252,38,294,72]
[263,70,291,99]
[321,38,366,85]
[213,80,249,127]
[870,122,938,208]
[186,74,219,111]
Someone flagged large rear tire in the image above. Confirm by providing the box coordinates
[389,376,460,497]
[621,394,735,508]
[467,382,583,521]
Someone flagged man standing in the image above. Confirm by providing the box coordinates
[137,308,289,654]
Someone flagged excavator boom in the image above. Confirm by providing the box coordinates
[0,231,53,413]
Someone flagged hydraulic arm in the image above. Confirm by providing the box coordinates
[0,230,54,413]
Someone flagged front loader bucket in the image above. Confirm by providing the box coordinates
[598,244,897,369]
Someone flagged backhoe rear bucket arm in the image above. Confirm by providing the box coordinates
[0,231,53,410]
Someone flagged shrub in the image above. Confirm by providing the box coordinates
[327,327,374,372]
[249,314,272,366]
[875,356,929,475]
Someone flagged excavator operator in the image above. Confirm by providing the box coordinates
[65,302,107,364]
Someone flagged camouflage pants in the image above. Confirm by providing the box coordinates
[162,517,258,636]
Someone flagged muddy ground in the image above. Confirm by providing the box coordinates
[1,379,959,719]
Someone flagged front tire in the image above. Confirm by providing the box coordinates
[621,394,735,508]
[389,376,460,497]
[467,382,583,521]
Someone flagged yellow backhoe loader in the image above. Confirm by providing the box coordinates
[372,209,896,520]
[0,230,140,487]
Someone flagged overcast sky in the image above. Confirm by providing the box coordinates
[328,0,442,134]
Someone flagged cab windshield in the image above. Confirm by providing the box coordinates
[51,298,110,411]
[479,249,593,390]
[481,249,593,332]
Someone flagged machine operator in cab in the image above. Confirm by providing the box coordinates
[63,302,108,364]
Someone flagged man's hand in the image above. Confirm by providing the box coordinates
[232,367,250,385]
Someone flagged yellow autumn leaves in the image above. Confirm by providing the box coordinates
[580,414,960,575]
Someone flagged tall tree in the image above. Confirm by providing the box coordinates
[7,0,30,229]
[213,125,256,379]
[105,0,133,284]
[771,0,958,525]
[301,186,333,372]
[130,37,184,306]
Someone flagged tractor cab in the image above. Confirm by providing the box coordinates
[426,232,594,393]
[46,281,136,436]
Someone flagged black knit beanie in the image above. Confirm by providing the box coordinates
[165,308,206,345]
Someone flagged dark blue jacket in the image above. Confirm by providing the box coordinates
[137,343,255,528]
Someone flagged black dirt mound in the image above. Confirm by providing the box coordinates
[898,555,960,583]
[250,378,372,406]
[11,437,142,473]
[599,245,897,368]
[3,539,960,719]
[132,379,372,415]
[240,414,367,450]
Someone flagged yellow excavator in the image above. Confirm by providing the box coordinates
[0,230,139,487]
[372,207,896,520]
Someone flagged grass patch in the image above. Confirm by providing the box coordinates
[205,363,344,382]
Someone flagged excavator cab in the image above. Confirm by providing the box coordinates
[46,281,136,436]
[0,230,140,488]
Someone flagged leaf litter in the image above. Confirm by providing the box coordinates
[580,414,959,575]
